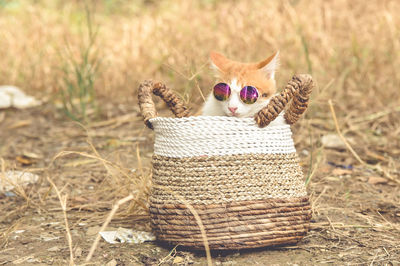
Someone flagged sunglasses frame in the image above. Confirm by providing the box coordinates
[213,82,259,104]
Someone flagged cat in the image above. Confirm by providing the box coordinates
[202,51,284,124]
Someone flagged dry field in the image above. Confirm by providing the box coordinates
[0,0,399,265]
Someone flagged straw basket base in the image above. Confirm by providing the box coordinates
[150,197,311,250]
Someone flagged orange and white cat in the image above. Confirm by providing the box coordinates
[202,51,281,120]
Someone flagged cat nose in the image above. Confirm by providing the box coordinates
[228,107,238,114]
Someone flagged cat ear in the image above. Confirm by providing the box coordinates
[210,51,230,72]
[256,51,280,79]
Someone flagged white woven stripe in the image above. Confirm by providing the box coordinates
[150,115,296,158]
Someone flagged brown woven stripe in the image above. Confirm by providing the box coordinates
[156,231,308,250]
[161,235,304,250]
[151,206,310,220]
[151,210,310,226]
[151,153,306,205]
[255,74,313,127]
[156,226,308,241]
[152,212,311,227]
[137,80,189,129]
[151,197,310,214]
[153,217,311,235]
[151,197,311,250]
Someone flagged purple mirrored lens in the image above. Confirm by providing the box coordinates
[213,83,231,101]
[240,86,258,104]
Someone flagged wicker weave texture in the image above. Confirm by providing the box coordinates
[138,80,189,129]
[150,197,312,250]
[151,153,307,205]
[138,74,314,250]
[150,152,311,249]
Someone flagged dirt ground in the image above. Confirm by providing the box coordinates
[1,102,400,265]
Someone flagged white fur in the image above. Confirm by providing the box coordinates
[202,78,273,117]
[202,91,285,125]
[203,52,282,123]
[261,51,280,79]
[210,61,219,73]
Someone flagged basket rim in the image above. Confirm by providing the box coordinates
[149,114,287,128]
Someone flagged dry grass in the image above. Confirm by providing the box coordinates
[1,0,399,107]
[0,0,400,264]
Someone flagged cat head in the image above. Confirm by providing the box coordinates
[209,51,279,117]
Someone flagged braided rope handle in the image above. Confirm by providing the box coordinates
[138,80,190,129]
[255,74,313,127]
[138,74,312,129]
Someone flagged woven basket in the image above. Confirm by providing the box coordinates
[138,74,314,250]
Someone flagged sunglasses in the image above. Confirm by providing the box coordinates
[213,83,259,104]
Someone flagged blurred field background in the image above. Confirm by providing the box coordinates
[1,0,400,264]
[2,0,399,107]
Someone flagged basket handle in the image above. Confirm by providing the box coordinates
[138,80,190,129]
[255,74,314,127]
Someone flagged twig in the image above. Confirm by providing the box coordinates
[161,186,212,266]
[377,211,400,231]
[190,63,207,102]
[352,106,400,124]
[309,223,373,229]
[328,100,400,185]
[325,215,336,231]
[85,194,134,262]
[328,99,365,165]
[372,164,400,185]
[88,113,139,128]
[311,186,327,211]
[47,176,74,266]
[194,77,206,102]
[136,145,145,181]
[383,247,390,256]
[369,251,378,266]
[158,244,179,265]
[50,150,133,181]
[305,148,323,187]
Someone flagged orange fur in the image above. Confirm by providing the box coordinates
[210,52,278,98]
